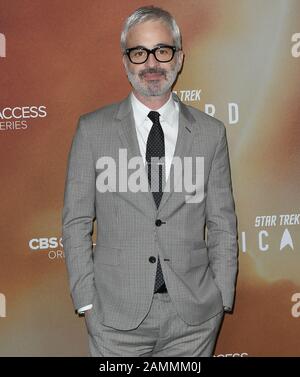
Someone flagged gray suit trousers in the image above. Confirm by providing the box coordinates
[84,291,224,357]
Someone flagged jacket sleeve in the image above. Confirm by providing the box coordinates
[62,115,96,312]
[205,122,238,310]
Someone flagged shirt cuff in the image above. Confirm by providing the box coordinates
[77,304,93,314]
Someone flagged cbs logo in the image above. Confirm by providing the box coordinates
[29,237,63,250]
[29,237,65,259]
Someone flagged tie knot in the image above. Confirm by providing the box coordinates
[148,111,160,124]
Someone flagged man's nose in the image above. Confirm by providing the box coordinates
[146,52,159,68]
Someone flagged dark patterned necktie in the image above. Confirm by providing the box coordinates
[146,110,167,293]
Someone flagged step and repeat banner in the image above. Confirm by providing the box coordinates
[0,0,299,356]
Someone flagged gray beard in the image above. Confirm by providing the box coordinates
[125,60,180,97]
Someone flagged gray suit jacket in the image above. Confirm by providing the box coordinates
[62,92,238,330]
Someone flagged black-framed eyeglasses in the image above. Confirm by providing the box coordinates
[124,45,179,64]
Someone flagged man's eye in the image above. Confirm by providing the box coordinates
[134,50,145,57]
[158,48,168,55]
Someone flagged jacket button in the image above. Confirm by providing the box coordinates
[155,219,162,226]
[149,256,156,263]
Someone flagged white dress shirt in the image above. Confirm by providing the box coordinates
[130,91,179,182]
[77,91,179,314]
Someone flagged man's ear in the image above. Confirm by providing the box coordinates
[122,54,127,69]
[178,50,184,71]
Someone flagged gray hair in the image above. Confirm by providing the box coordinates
[120,5,182,53]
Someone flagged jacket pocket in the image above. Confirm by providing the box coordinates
[189,247,209,267]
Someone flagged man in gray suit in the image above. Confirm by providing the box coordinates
[62,5,238,357]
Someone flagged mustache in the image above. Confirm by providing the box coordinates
[139,68,167,78]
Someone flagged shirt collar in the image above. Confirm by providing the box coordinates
[130,91,177,128]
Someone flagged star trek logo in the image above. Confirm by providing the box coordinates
[240,213,299,253]
[0,33,6,58]
[173,88,239,124]
[280,228,294,250]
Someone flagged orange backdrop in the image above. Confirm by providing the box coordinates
[0,0,299,356]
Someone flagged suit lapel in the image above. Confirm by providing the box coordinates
[115,94,157,213]
[115,92,196,214]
